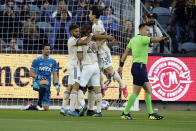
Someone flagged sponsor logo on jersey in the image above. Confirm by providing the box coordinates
[39,66,52,72]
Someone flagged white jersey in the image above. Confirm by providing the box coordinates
[92,19,110,54]
[78,37,98,66]
[67,36,79,69]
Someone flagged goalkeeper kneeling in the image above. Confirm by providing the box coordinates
[21,44,60,111]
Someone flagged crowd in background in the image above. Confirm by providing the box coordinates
[143,0,196,54]
[0,0,195,54]
[0,0,134,54]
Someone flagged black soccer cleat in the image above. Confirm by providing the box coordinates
[121,112,135,120]
[92,112,102,117]
[79,105,87,116]
[148,113,164,120]
[87,110,96,116]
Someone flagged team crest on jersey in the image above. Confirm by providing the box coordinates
[49,64,52,67]
[148,57,193,101]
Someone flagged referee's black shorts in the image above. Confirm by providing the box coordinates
[131,63,149,86]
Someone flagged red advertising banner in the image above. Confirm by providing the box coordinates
[147,56,196,101]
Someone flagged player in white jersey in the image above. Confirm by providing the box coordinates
[77,23,105,117]
[89,6,128,98]
[60,24,93,116]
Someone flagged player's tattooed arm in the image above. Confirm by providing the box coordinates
[97,39,107,47]
[93,34,114,41]
[77,35,93,46]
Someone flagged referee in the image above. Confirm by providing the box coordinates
[118,23,169,120]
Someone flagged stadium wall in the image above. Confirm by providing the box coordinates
[1,53,196,109]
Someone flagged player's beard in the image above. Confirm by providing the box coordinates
[148,21,155,26]
[73,34,80,38]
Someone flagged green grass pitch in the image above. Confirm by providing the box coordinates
[0,110,196,131]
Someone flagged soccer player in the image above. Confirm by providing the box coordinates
[89,6,128,98]
[22,43,60,111]
[60,24,93,116]
[118,23,168,120]
[77,23,105,117]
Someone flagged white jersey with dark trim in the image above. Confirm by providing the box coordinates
[92,19,110,54]
[67,36,79,69]
[78,36,98,66]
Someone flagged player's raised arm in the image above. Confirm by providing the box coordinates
[93,34,114,41]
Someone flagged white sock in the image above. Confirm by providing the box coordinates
[112,71,125,88]
[78,89,85,108]
[95,92,102,113]
[70,90,77,111]
[62,91,70,109]
[75,97,80,110]
[100,72,105,89]
[88,89,95,110]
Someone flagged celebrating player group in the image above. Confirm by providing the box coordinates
[60,5,128,117]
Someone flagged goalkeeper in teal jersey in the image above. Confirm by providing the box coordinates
[118,23,169,120]
[22,43,60,111]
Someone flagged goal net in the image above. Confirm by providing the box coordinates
[0,0,142,110]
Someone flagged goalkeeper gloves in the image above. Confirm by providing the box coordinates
[54,83,60,96]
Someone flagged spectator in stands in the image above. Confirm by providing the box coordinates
[23,22,46,51]
[122,0,134,23]
[52,0,72,19]
[120,20,133,54]
[89,0,105,10]
[154,0,161,8]
[7,0,20,15]
[43,1,84,51]
[146,13,165,53]
[5,38,21,51]
[0,2,19,41]
[169,0,185,13]
[20,4,35,24]
[77,0,91,26]
[100,6,120,33]
[145,0,153,12]
[170,0,196,53]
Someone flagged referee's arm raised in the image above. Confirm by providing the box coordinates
[151,36,169,43]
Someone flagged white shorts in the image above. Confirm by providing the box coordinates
[98,51,113,69]
[68,67,80,85]
[80,62,100,87]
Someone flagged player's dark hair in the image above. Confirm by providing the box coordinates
[139,23,149,30]
[80,23,91,37]
[42,43,50,50]
[69,24,79,32]
[91,5,102,19]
